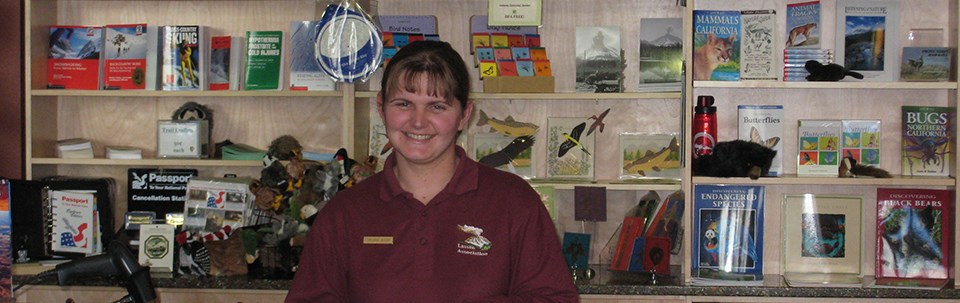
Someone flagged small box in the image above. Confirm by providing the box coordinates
[157,120,209,158]
[482,76,554,93]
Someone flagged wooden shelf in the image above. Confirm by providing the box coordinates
[30,89,343,98]
[30,158,262,167]
[529,179,681,190]
[355,91,681,100]
[693,174,955,187]
[693,81,958,89]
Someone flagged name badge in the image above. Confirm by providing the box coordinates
[363,236,394,245]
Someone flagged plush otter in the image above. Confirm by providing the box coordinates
[693,140,777,180]
[805,60,864,81]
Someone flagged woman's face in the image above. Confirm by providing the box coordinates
[379,75,472,167]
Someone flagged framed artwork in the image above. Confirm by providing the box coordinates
[782,194,862,278]
[473,132,535,179]
[546,117,594,179]
[619,133,680,180]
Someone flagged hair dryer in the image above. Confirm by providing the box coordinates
[45,241,157,303]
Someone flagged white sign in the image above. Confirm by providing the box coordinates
[488,0,542,26]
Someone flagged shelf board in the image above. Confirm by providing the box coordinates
[693,174,955,186]
[528,179,682,190]
[694,81,958,89]
[31,89,343,98]
[355,91,681,100]
[31,158,262,167]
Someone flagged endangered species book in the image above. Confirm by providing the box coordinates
[575,26,622,93]
[102,24,153,90]
[47,190,97,254]
[208,36,243,91]
[835,0,900,82]
[901,106,952,177]
[160,25,207,91]
[47,25,103,90]
[738,105,783,176]
[473,132,535,179]
[638,18,683,92]
[841,120,880,167]
[619,133,680,180]
[739,10,777,81]
[900,47,952,82]
[289,21,336,91]
[875,188,952,286]
[244,30,284,90]
[782,194,862,287]
[692,184,764,284]
[692,10,740,81]
[797,119,841,176]
[546,117,594,179]
[784,1,821,48]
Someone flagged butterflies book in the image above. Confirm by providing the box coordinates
[738,105,783,176]
[841,120,880,167]
[901,106,952,177]
[798,119,841,176]
[546,117,594,179]
[782,194,862,286]
[875,188,953,286]
[692,184,764,283]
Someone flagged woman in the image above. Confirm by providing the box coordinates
[286,40,578,302]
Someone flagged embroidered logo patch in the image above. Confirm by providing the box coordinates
[457,224,491,256]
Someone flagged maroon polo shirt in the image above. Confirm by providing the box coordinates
[286,147,578,303]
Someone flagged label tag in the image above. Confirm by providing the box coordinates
[363,236,394,245]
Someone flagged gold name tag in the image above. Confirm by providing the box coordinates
[363,236,394,244]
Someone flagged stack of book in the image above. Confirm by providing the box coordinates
[221,143,266,161]
[783,49,832,81]
[106,146,143,160]
[56,138,94,159]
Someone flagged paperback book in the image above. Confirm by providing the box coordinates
[841,120,880,167]
[289,21,336,91]
[875,188,953,287]
[797,119,841,176]
[208,36,243,91]
[692,184,764,284]
[48,190,97,254]
[782,194,862,287]
[739,10,777,81]
[784,1,821,48]
[835,0,900,81]
[159,25,207,91]
[244,30,284,90]
[901,106,952,177]
[738,105,783,176]
[575,26,622,93]
[638,18,683,92]
[102,24,153,90]
[48,26,103,90]
[900,47,951,82]
[692,10,740,81]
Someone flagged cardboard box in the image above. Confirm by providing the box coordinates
[482,76,554,93]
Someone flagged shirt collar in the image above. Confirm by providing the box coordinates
[379,146,479,202]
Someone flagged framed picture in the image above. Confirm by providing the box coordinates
[619,133,680,180]
[473,132,536,179]
[782,194,862,277]
[546,117,594,179]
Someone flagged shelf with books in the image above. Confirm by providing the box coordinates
[529,179,682,191]
[30,158,264,167]
[31,89,345,98]
[693,81,958,90]
[692,175,956,187]
[355,91,682,100]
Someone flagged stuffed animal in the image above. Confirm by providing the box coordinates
[804,60,864,81]
[839,156,892,178]
[693,140,777,180]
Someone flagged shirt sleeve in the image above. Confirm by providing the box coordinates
[285,202,350,303]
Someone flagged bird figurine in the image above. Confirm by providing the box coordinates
[558,122,592,158]
[335,148,358,189]
[586,108,611,136]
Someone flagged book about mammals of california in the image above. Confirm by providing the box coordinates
[835,0,900,82]
[798,119,841,176]
[692,184,764,283]
[160,25,208,91]
[692,10,740,81]
[244,30,284,91]
[48,25,103,90]
[901,106,952,177]
[875,188,953,286]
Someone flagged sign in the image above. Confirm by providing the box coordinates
[487,0,542,26]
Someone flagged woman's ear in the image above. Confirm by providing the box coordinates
[376,92,385,120]
[459,99,474,131]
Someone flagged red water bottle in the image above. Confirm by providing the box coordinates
[693,95,717,159]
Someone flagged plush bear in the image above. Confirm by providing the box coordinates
[804,60,864,81]
[693,140,777,180]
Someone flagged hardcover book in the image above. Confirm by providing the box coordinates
[102,24,152,90]
[835,0,900,81]
[638,18,683,92]
[160,25,207,91]
[901,106,952,177]
[784,1,821,48]
[48,25,103,90]
[900,47,952,82]
[208,36,243,91]
[244,30,284,90]
[289,21,336,91]
[798,119,841,176]
[738,105,783,176]
[546,117,594,179]
[739,10,777,81]
[575,26,622,93]
[618,133,680,180]
[692,184,764,283]
[841,120,881,167]
[875,188,952,284]
[782,194,862,286]
[692,10,740,81]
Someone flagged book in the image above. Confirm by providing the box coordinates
[638,18,683,92]
[575,26,622,93]
[782,194,862,286]
[841,120,880,167]
[0,180,10,299]
[105,146,143,160]
[875,188,952,284]
[618,133,681,180]
[545,117,594,179]
[208,36,243,90]
[900,47,952,82]
[244,30,284,90]
[739,10,777,81]
[56,138,94,159]
[738,105,783,176]
[692,10,740,81]
[835,0,900,82]
[692,184,764,283]
[289,21,336,91]
[138,223,175,272]
[784,1,821,48]
[797,119,841,176]
[221,143,267,161]
[901,106,952,177]
[159,25,207,91]
[47,25,103,90]
[47,189,97,254]
[102,24,153,90]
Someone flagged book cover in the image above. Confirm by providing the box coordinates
[289,21,336,91]
[208,36,243,91]
[0,180,10,299]
[575,26,622,93]
[901,106,952,177]
[159,25,207,91]
[798,119,842,176]
[738,105,783,176]
[244,30,284,90]
[692,10,740,81]
[48,190,96,254]
[692,184,764,281]
[102,24,150,90]
[739,10,777,81]
[619,133,680,180]
[546,117,594,179]
[835,0,900,82]
[638,18,682,92]
[841,120,881,167]
[876,188,952,282]
[644,191,684,255]
[473,132,535,179]
[47,26,103,90]
[782,194,862,282]
[377,15,438,36]
[900,47,952,82]
[785,1,821,48]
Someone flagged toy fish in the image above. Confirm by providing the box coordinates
[623,137,680,176]
[558,122,591,158]
[479,135,535,168]
[476,110,539,137]
[586,108,611,136]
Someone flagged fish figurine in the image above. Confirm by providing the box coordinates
[479,135,535,168]
[558,122,591,158]
[476,110,539,137]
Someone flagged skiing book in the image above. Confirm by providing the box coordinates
[102,24,154,90]
[875,188,952,287]
[798,119,841,176]
[160,25,208,91]
[738,105,783,176]
[692,184,764,283]
[244,30,284,90]
[901,106,952,177]
[692,10,740,81]
[835,0,900,81]
[289,21,336,91]
[47,25,103,90]
[784,1,821,48]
